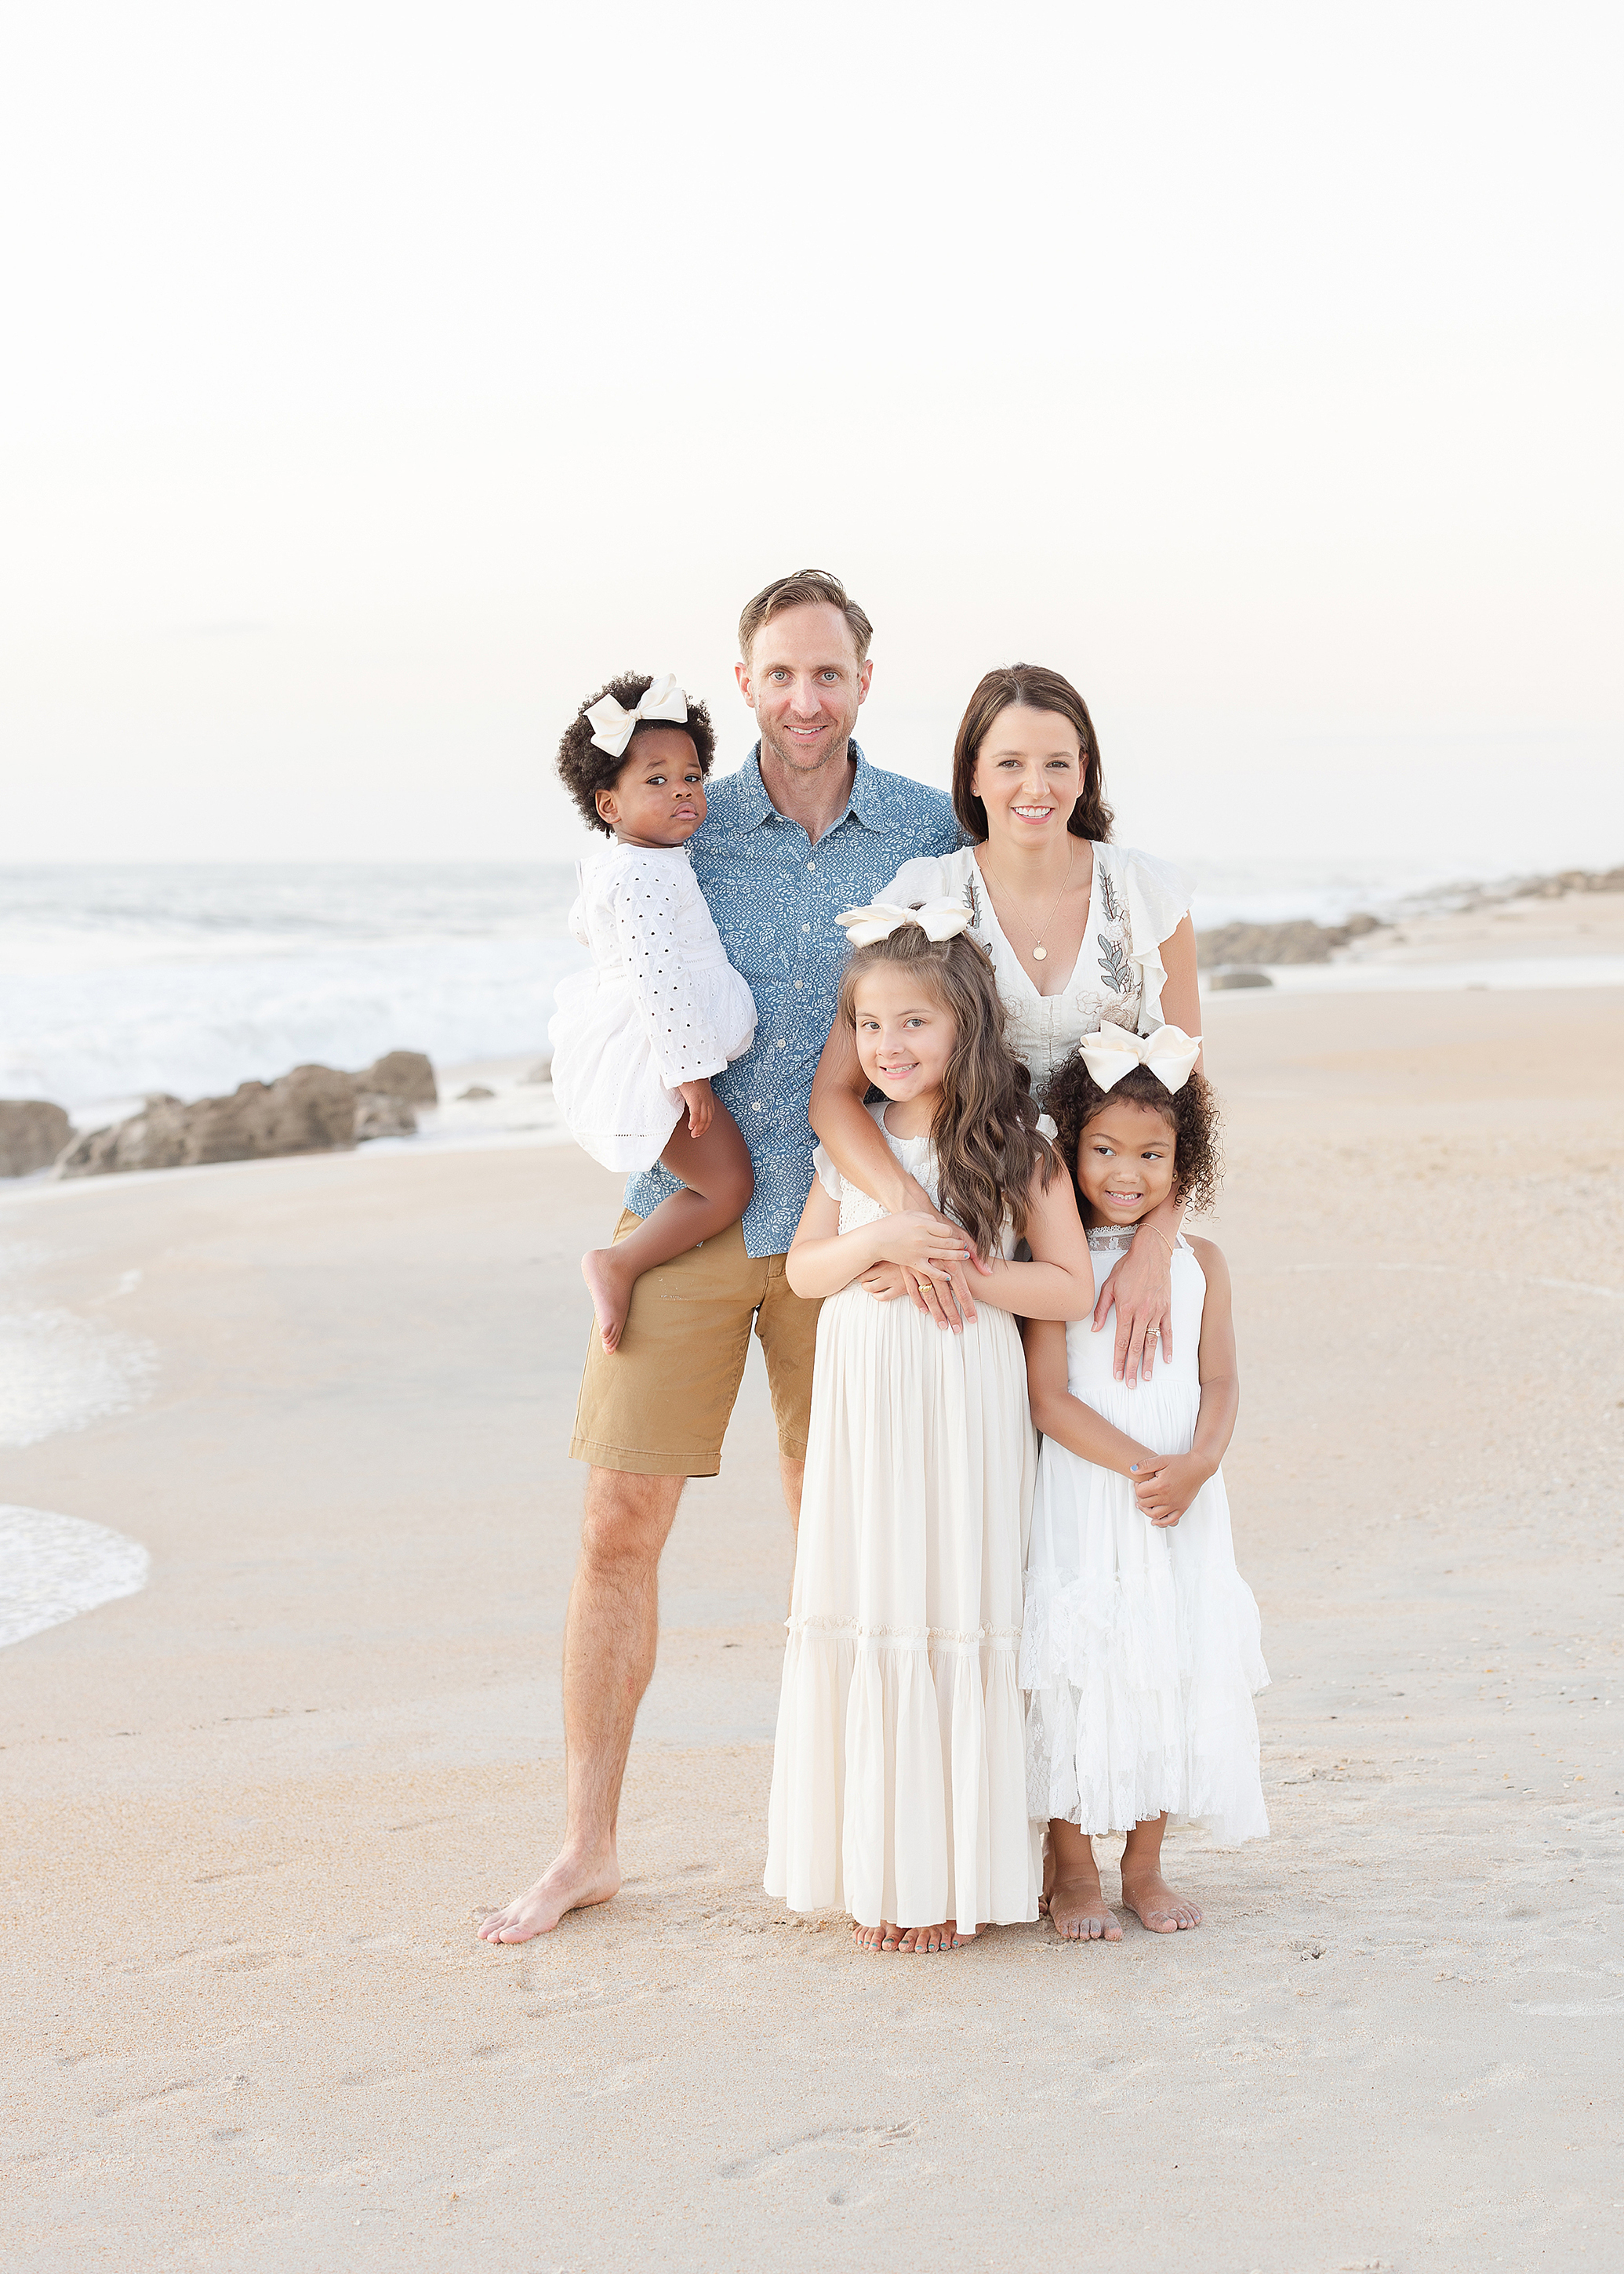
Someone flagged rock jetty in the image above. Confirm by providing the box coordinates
[0,1101,74,1177]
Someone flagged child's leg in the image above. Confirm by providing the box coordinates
[582,1105,754,1353]
[1046,1818,1123,1942]
[1118,1812,1203,1933]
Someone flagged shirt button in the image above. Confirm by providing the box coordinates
[806,860,815,870]
[801,922,810,932]
[777,1039,787,1048]
[794,979,803,990]
[751,1101,764,1112]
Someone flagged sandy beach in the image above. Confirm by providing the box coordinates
[4,968,1622,2270]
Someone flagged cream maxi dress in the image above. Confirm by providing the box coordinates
[547,841,757,1172]
[881,843,1193,1091]
[764,1107,1042,1932]
[1021,1225,1270,1844]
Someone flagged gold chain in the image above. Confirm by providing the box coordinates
[979,841,1074,962]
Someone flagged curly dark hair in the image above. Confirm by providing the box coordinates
[556,674,718,835]
[837,924,1057,1259]
[1042,1050,1223,1220]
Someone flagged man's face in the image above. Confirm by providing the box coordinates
[736,603,872,776]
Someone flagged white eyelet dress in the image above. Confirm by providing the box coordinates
[1021,1226,1270,1844]
[881,842,1193,1096]
[764,1107,1041,1932]
[547,842,758,1172]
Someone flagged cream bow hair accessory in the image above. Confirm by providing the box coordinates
[1077,1023,1203,1094]
[584,673,690,758]
[837,897,976,946]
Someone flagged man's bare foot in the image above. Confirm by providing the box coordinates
[580,1248,637,1355]
[1048,1868,1123,1942]
[1119,1865,1202,1934]
[478,1850,620,1943]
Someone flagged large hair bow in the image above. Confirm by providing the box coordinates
[1077,1023,1202,1095]
[836,897,976,946]
[584,673,691,758]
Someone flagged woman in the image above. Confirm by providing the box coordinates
[808,663,1200,1380]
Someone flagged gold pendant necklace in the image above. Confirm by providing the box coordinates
[981,841,1074,961]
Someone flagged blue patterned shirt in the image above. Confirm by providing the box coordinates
[625,742,961,1256]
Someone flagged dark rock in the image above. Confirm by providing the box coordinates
[354,1050,437,1106]
[457,1084,496,1102]
[1206,968,1273,990]
[1197,919,1350,968]
[56,1064,360,1179]
[354,1092,417,1141]
[0,1100,74,1177]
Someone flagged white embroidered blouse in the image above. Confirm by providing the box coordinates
[880,841,1193,1095]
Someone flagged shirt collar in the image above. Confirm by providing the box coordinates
[732,740,874,832]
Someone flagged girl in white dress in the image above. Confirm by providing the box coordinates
[549,674,758,1353]
[1021,1025,1269,1944]
[767,903,1098,1953]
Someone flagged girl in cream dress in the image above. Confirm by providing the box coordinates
[766,903,1098,1953]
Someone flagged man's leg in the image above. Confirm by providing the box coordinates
[478,1467,682,1942]
[779,1454,805,1529]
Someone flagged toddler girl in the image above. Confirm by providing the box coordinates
[766,901,1097,1953]
[1021,1025,1269,1942]
[550,674,756,1353]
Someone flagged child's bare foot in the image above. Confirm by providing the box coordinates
[1119,1864,1202,1934]
[1048,1865,1123,1942]
[896,1922,954,1952]
[477,1849,619,1942]
[580,1248,636,1354]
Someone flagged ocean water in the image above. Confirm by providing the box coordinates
[0,1506,151,1650]
[0,852,1539,1120]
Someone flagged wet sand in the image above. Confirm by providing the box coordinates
[2,985,1622,2271]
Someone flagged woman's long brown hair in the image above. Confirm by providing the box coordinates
[837,925,1055,1256]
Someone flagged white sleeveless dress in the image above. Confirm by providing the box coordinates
[547,842,758,1172]
[1020,1226,1270,1844]
[764,1107,1041,1931]
[881,843,1193,1093]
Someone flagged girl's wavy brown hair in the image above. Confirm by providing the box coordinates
[837,924,1056,1256]
[1043,1051,1223,1219]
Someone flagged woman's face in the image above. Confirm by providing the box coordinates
[969,704,1084,848]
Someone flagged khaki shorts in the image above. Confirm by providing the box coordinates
[570,1210,822,1478]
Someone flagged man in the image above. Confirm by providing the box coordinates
[479,569,961,1942]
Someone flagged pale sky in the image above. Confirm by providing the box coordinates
[3,2,1620,875]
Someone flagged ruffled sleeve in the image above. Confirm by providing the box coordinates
[1116,846,1194,1031]
[812,1143,842,1199]
[878,848,975,909]
[606,853,731,1088]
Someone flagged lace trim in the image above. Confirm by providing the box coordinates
[788,1613,1023,1647]
[1086,1226,1139,1251]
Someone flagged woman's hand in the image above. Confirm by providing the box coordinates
[1092,1225,1173,1385]
[1131,1453,1208,1528]
[677,1078,715,1138]
[870,1211,980,1332]
[888,1171,990,1328]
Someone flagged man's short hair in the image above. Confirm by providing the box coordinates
[738,568,874,667]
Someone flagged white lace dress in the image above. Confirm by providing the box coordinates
[547,842,758,1172]
[1021,1226,1270,1844]
[881,843,1193,1095]
[765,1108,1041,1931]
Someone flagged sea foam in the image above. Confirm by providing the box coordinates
[0,1505,151,1649]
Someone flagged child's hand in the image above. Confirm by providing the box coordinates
[677,1079,714,1138]
[1130,1453,1208,1528]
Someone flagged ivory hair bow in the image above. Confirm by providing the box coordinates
[584,673,690,758]
[1077,1023,1203,1095]
[836,897,976,946]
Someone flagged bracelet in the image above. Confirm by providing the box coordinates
[1149,1225,1175,1258]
